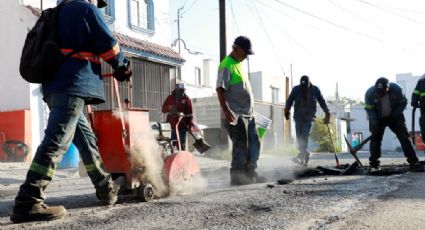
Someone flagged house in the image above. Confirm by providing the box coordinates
[0,0,184,161]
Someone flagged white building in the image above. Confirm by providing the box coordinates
[249,71,285,104]
[0,0,184,160]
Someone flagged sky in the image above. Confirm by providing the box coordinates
[169,0,425,101]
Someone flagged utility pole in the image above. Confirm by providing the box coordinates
[219,0,226,61]
[177,7,183,54]
[290,64,293,88]
[284,77,291,144]
[335,83,341,151]
[40,0,43,10]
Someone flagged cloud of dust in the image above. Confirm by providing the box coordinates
[124,118,207,198]
[127,132,169,198]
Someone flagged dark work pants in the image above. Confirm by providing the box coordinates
[171,127,187,150]
[295,118,313,160]
[224,117,261,174]
[15,94,110,206]
[369,114,419,167]
[420,107,425,143]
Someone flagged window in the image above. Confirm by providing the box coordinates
[128,0,155,34]
[195,67,202,86]
[99,0,115,22]
[271,86,279,103]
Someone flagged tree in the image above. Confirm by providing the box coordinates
[310,116,340,153]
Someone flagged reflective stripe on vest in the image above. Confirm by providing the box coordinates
[99,43,120,61]
[218,56,246,86]
[61,49,101,64]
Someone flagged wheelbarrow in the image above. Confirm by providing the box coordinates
[88,75,200,201]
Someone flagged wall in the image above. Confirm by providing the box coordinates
[250,71,285,104]
[114,0,171,46]
[349,104,396,151]
[0,1,37,111]
[0,110,32,162]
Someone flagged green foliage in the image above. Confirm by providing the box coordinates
[310,116,340,153]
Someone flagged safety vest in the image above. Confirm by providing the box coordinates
[60,43,120,64]
[218,56,246,86]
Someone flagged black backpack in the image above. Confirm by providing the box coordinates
[19,0,72,83]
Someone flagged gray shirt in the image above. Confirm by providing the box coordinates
[380,93,392,118]
[216,67,254,116]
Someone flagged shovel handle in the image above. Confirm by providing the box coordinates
[326,124,340,167]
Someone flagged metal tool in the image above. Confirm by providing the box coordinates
[326,124,340,167]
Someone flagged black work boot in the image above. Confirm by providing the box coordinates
[95,176,124,205]
[230,170,254,186]
[10,202,66,223]
[409,162,425,172]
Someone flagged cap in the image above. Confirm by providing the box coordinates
[375,77,389,91]
[98,0,108,8]
[300,75,310,86]
[234,36,254,55]
[176,83,186,90]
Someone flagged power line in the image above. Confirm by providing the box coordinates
[250,0,287,76]
[229,0,241,34]
[352,0,425,27]
[271,0,383,43]
[256,0,322,31]
[181,0,199,15]
[328,0,425,49]
[255,0,317,59]
[361,0,425,15]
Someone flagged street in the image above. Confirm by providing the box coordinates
[1,151,425,229]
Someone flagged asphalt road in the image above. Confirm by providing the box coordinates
[1,151,424,229]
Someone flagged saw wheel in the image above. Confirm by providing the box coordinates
[137,183,154,202]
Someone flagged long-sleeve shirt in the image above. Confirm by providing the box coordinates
[162,92,193,130]
[42,0,126,104]
[412,75,425,107]
[364,82,407,121]
[285,84,329,121]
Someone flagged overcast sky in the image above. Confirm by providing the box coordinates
[169,0,425,100]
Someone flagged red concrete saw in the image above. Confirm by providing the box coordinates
[88,75,200,201]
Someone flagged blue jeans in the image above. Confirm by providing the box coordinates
[15,94,109,205]
[225,117,261,173]
[295,118,313,159]
[171,127,187,150]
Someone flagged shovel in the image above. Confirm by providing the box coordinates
[326,124,340,167]
[181,122,211,154]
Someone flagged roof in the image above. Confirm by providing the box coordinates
[113,33,184,64]
[24,5,184,65]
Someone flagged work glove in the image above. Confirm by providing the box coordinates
[323,112,331,124]
[113,60,132,82]
[284,108,290,120]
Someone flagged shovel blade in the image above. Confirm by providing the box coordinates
[193,138,211,153]
[163,150,200,185]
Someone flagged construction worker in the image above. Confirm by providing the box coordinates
[411,74,425,142]
[162,83,194,150]
[216,36,266,185]
[11,0,132,223]
[284,75,330,166]
[365,77,424,172]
